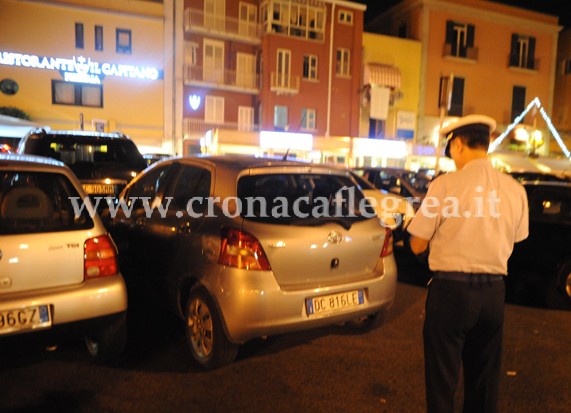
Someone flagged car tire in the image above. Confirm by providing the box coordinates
[185,286,238,369]
[85,313,127,362]
[346,310,387,332]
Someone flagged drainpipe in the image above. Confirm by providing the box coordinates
[326,2,336,137]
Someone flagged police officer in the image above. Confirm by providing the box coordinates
[407,114,529,413]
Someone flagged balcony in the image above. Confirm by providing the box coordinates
[184,118,259,136]
[270,73,300,95]
[442,44,478,62]
[184,8,261,45]
[508,55,539,72]
[184,65,260,94]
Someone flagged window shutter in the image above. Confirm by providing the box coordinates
[449,77,464,117]
[510,34,519,67]
[467,24,475,48]
[528,37,536,69]
[511,86,526,121]
[445,21,455,44]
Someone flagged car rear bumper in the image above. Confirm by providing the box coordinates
[206,256,398,343]
[0,274,128,338]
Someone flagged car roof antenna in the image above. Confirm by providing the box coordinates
[282,147,290,160]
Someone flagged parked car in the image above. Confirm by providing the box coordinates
[0,153,128,360]
[353,167,430,210]
[18,129,147,208]
[349,171,415,246]
[109,155,397,369]
[506,180,571,309]
[142,152,172,166]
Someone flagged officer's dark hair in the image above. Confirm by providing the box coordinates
[452,124,491,151]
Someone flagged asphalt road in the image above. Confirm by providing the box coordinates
[1,275,570,413]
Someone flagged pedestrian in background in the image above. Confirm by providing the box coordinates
[407,114,529,413]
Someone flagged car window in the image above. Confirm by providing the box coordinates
[528,188,571,224]
[0,171,94,235]
[168,165,211,209]
[126,164,171,200]
[237,173,373,225]
[23,135,146,170]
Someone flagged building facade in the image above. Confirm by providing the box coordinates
[0,0,165,151]
[368,0,563,165]
[180,0,365,161]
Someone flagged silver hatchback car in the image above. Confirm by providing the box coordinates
[109,155,397,369]
[0,154,127,361]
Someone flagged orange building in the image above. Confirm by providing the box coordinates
[367,0,562,164]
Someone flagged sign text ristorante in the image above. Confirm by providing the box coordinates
[0,51,161,84]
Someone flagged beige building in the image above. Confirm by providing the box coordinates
[368,0,564,166]
[0,0,165,151]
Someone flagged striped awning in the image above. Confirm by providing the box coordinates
[364,63,402,89]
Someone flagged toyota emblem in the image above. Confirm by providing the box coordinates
[327,231,343,245]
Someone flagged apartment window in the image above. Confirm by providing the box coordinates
[52,80,103,108]
[274,105,288,130]
[565,59,571,75]
[445,21,474,58]
[205,96,224,123]
[336,48,350,77]
[511,86,526,122]
[116,28,132,54]
[301,108,316,130]
[95,26,103,51]
[238,106,255,131]
[303,55,318,80]
[75,23,84,49]
[338,10,353,25]
[510,34,536,70]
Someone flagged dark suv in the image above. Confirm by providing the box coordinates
[18,129,147,205]
[506,181,571,309]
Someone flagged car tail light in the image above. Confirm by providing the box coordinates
[84,235,118,279]
[380,228,394,257]
[219,228,271,271]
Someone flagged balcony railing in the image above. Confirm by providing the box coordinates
[184,118,259,136]
[270,72,300,94]
[184,8,261,44]
[508,55,539,71]
[184,65,260,93]
[442,44,478,61]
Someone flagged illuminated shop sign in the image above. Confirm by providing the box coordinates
[0,51,162,84]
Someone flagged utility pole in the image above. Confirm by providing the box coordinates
[436,74,453,174]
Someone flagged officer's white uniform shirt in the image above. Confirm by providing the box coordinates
[407,158,529,275]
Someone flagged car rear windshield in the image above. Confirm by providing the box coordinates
[23,135,146,170]
[0,171,94,235]
[527,187,571,224]
[237,173,374,227]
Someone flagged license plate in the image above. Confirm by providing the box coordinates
[0,305,52,335]
[306,290,364,316]
[83,184,114,194]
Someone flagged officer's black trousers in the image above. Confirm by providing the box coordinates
[423,275,505,413]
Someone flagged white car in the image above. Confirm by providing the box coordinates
[0,154,127,361]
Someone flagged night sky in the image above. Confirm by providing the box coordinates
[359,0,571,29]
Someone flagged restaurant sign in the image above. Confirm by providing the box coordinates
[0,51,161,84]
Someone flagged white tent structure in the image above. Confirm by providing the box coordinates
[0,114,42,139]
